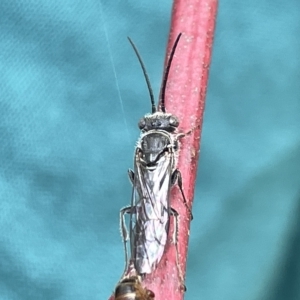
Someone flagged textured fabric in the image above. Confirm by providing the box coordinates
[0,1,299,299]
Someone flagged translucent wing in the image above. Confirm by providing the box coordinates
[129,132,175,274]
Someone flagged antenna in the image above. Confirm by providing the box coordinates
[160,33,182,113]
[127,37,156,114]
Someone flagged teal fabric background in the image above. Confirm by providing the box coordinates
[0,1,299,299]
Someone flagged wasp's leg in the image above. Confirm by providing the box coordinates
[170,207,187,292]
[184,123,200,136]
[120,206,136,276]
[171,169,193,220]
[176,123,201,140]
[128,169,135,185]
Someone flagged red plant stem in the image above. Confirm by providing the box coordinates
[109,1,217,299]
[143,1,218,299]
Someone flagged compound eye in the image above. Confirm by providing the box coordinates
[138,118,146,129]
[169,116,179,127]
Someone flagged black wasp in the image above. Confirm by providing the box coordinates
[115,276,155,300]
[120,33,193,288]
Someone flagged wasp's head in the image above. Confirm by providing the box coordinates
[138,112,179,132]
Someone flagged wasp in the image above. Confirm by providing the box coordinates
[120,33,193,289]
[115,276,155,300]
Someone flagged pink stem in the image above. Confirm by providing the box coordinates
[109,1,218,299]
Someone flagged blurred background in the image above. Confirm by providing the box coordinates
[0,0,299,299]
